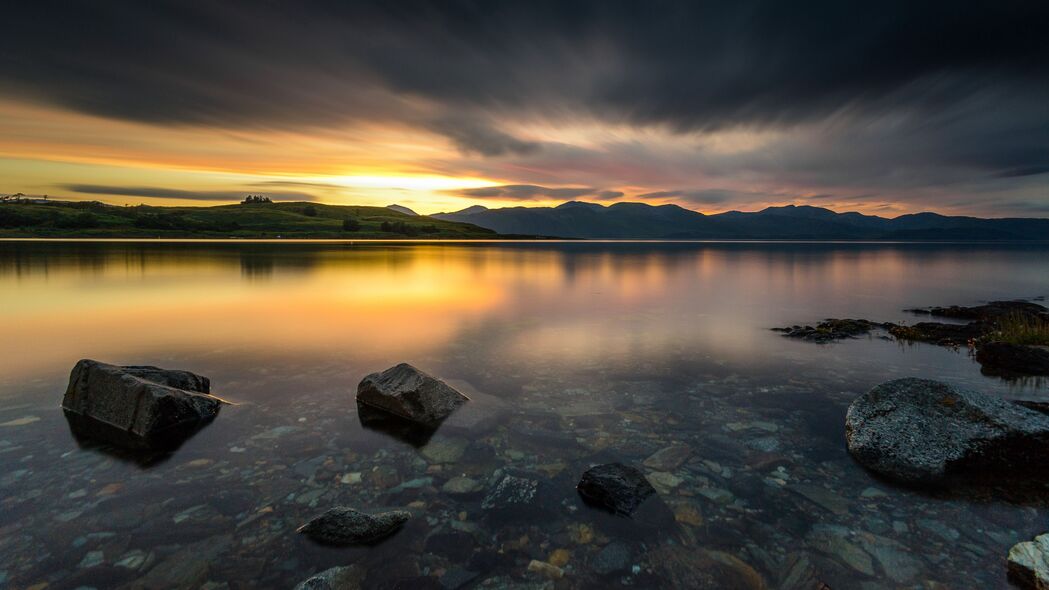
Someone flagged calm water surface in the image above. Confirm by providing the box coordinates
[1,241,1048,589]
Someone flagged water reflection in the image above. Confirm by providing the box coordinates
[356,403,439,448]
[2,240,1048,391]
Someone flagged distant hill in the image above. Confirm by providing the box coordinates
[0,200,498,239]
[434,202,1049,240]
[386,204,419,216]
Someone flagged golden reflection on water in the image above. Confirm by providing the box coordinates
[1,241,1048,387]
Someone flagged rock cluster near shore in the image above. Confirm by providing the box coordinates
[61,359,224,451]
[776,299,1049,377]
[906,300,1048,321]
[773,319,893,343]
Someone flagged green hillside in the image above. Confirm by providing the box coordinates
[0,200,500,239]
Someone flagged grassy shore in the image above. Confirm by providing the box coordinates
[991,312,1049,346]
[0,200,501,239]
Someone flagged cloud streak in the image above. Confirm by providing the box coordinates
[456,185,602,201]
[63,184,316,202]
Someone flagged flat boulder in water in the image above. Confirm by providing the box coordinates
[357,363,469,425]
[297,507,411,545]
[577,463,657,516]
[845,378,1049,484]
[61,359,221,450]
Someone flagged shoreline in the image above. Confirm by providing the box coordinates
[4,237,1049,245]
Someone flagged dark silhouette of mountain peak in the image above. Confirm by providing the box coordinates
[431,201,1049,240]
[556,201,606,210]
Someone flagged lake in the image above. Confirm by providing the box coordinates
[1,240,1048,589]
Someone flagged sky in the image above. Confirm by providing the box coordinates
[1,1,1047,217]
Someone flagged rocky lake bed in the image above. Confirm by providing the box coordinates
[4,346,1049,589]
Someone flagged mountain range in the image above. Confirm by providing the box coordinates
[433,202,1049,240]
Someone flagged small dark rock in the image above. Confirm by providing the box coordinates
[357,363,469,425]
[297,507,411,545]
[577,463,657,516]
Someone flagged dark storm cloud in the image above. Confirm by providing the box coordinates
[427,117,542,157]
[4,2,1045,131]
[457,185,601,200]
[63,184,316,202]
[2,1,1048,211]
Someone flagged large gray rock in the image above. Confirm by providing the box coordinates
[61,359,221,450]
[297,507,411,545]
[357,363,469,425]
[845,378,1049,484]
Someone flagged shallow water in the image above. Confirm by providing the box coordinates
[1,240,1048,589]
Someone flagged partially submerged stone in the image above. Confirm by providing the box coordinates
[896,300,1048,349]
[577,463,657,516]
[356,363,469,425]
[977,342,1049,376]
[773,319,892,343]
[1009,533,1049,590]
[907,300,1048,321]
[845,378,1049,484]
[888,321,984,347]
[61,359,222,450]
[297,507,411,545]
